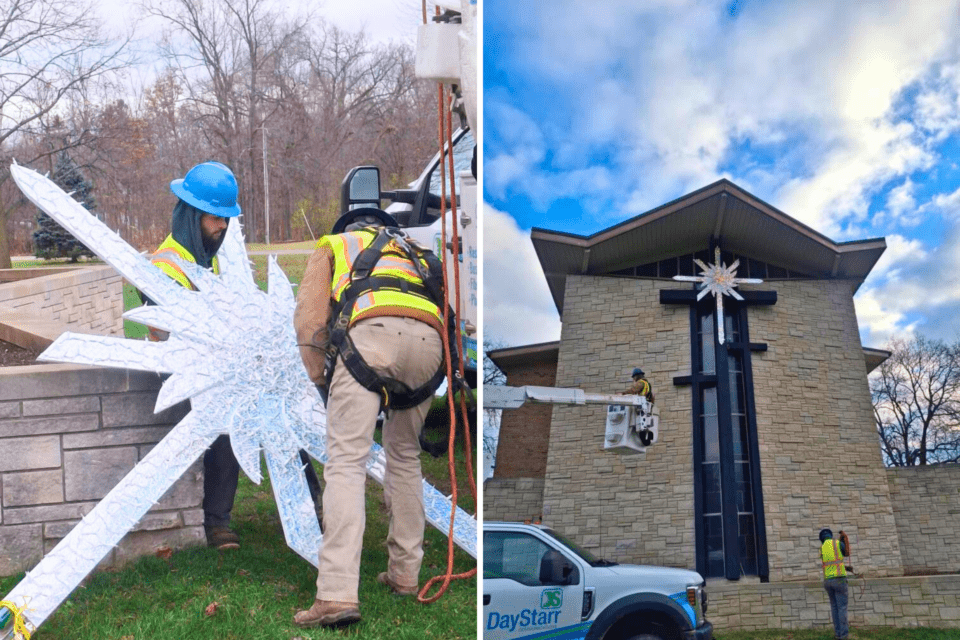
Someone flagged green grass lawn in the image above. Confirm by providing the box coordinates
[0,450,477,640]
[716,628,960,639]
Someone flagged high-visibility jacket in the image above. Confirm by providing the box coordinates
[821,539,847,579]
[150,234,220,291]
[319,229,442,330]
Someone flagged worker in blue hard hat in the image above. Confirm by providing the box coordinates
[625,367,655,404]
[819,527,850,640]
[141,162,325,551]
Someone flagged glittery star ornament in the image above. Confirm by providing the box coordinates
[673,247,763,344]
[4,163,475,632]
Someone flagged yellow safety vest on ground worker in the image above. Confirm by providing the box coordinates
[150,234,220,291]
[821,539,847,579]
[319,229,442,329]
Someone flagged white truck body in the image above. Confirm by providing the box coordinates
[484,522,713,640]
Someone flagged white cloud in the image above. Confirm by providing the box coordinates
[492,0,960,236]
[482,202,562,346]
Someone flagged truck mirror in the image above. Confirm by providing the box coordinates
[539,549,578,586]
[341,166,382,214]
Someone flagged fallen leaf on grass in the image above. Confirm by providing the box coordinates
[120,636,134,640]
[204,601,220,616]
[155,546,172,559]
[238,569,250,576]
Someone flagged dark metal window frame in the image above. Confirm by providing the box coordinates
[662,285,773,581]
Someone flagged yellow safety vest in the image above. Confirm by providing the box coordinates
[150,234,220,291]
[319,229,442,328]
[821,539,846,579]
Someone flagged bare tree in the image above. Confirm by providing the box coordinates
[0,0,132,267]
[872,335,960,466]
[483,338,507,479]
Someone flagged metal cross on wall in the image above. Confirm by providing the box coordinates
[671,246,764,344]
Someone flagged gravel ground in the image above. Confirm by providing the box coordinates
[0,340,41,367]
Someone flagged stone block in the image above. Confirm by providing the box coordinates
[62,426,171,449]
[63,448,138,501]
[21,396,101,417]
[182,509,204,526]
[3,469,63,507]
[3,501,97,525]
[44,520,79,539]
[0,435,61,472]
[133,512,182,531]
[0,414,99,439]
[153,460,204,510]
[113,526,205,567]
[0,402,19,419]
[101,393,189,428]
[0,524,43,576]
[0,364,127,402]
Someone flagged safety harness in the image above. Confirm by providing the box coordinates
[323,226,463,412]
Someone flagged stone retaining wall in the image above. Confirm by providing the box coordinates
[0,266,124,347]
[708,574,960,631]
[483,478,545,522]
[888,464,960,576]
[0,363,203,575]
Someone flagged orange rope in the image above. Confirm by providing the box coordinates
[417,66,477,604]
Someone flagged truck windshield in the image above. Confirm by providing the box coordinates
[541,528,618,567]
[427,130,474,198]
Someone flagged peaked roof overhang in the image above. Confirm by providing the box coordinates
[531,179,886,316]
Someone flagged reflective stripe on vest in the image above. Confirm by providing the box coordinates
[150,234,220,291]
[319,229,442,326]
[821,539,846,579]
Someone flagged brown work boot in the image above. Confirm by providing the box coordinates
[293,599,361,628]
[205,526,240,550]
[377,572,418,596]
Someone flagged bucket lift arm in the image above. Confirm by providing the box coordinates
[483,385,659,455]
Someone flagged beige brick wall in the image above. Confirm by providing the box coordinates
[708,575,960,631]
[494,359,557,479]
[483,478,545,522]
[545,276,696,570]
[540,275,902,581]
[0,364,203,576]
[0,266,124,337]
[888,464,960,575]
[749,279,902,581]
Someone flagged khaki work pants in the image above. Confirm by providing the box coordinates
[317,316,443,603]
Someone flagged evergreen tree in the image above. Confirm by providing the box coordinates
[33,152,98,261]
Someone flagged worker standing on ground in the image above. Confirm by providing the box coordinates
[144,162,324,550]
[819,527,849,640]
[626,367,655,404]
[293,208,451,628]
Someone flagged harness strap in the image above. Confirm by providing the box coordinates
[322,227,460,411]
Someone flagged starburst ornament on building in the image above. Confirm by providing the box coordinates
[673,247,763,344]
[4,163,476,634]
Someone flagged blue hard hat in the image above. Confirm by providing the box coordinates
[632,367,645,377]
[819,528,832,543]
[170,162,241,218]
[331,207,399,234]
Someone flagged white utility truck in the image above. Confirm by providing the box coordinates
[484,522,713,640]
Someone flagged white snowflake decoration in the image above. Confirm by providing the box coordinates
[673,247,763,344]
[4,163,476,632]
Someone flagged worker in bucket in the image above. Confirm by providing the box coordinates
[293,207,460,628]
[142,161,323,550]
[819,527,850,640]
[626,367,655,404]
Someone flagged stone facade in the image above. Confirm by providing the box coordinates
[546,276,696,570]
[493,354,557,479]
[888,464,960,576]
[532,275,903,581]
[0,363,203,576]
[0,265,123,350]
[747,279,902,581]
[484,478,545,522]
[708,574,960,631]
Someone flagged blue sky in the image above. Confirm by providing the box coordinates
[483,0,960,350]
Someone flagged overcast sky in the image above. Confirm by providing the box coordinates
[484,0,960,351]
